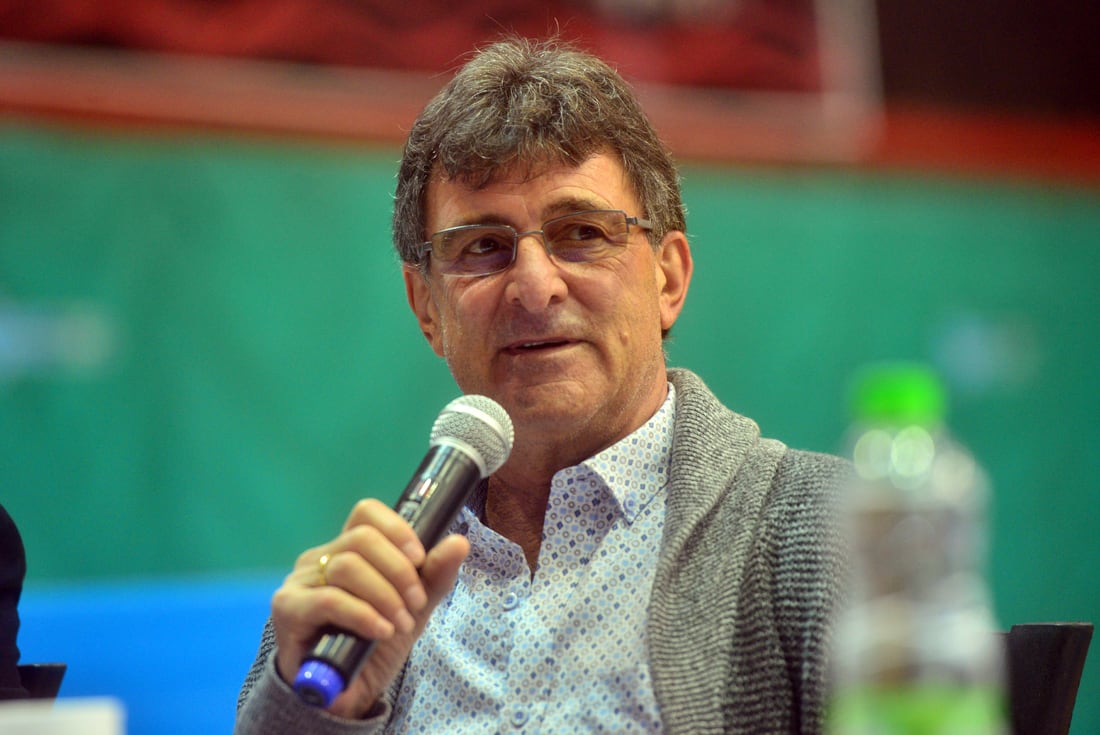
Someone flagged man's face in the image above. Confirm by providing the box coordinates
[404,153,691,462]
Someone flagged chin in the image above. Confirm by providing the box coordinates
[500,381,596,422]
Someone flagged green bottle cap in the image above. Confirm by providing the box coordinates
[849,362,947,427]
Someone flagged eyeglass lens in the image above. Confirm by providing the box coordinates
[430,210,634,277]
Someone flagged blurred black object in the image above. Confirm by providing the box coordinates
[1001,622,1093,735]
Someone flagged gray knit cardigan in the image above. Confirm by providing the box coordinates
[235,368,849,734]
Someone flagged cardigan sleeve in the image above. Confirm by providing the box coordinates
[767,449,850,734]
[234,618,391,735]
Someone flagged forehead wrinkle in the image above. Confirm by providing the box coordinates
[439,194,613,233]
[540,194,613,221]
[427,153,633,234]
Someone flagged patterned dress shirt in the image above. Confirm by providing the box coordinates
[386,385,677,733]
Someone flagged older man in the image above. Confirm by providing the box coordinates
[237,37,846,734]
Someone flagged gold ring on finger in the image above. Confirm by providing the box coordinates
[317,553,331,586]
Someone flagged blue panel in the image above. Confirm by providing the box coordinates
[18,575,280,735]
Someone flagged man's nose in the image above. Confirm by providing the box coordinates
[503,233,567,311]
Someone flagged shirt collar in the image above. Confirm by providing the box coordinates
[461,382,676,526]
[575,382,675,522]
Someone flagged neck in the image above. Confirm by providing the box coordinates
[483,382,672,573]
[485,472,551,574]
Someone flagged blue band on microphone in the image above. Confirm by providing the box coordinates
[293,660,344,709]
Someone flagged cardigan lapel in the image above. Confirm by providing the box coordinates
[649,368,786,734]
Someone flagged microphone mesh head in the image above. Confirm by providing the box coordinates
[430,395,514,477]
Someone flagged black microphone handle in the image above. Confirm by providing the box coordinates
[392,442,484,549]
[295,443,483,706]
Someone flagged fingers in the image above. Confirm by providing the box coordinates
[342,498,426,566]
[285,504,423,628]
[316,529,424,633]
[324,533,471,719]
[270,498,463,690]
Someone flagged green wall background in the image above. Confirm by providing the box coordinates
[2,121,1097,730]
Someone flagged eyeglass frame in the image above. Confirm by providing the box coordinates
[414,209,654,278]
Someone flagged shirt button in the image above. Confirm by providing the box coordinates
[511,709,529,728]
[502,592,520,611]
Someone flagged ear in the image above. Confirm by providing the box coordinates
[655,230,693,331]
[403,265,445,356]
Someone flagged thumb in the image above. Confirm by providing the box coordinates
[418,534,471,613]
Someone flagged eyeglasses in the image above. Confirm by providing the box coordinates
[417,209,653,278]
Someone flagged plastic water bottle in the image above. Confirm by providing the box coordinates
[827,363,1007,735]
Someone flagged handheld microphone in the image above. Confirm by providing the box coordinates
[292,394,513,708]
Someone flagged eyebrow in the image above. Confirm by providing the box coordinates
[541,196,612,220]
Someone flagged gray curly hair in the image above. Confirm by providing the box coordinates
[392,36,686,267]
